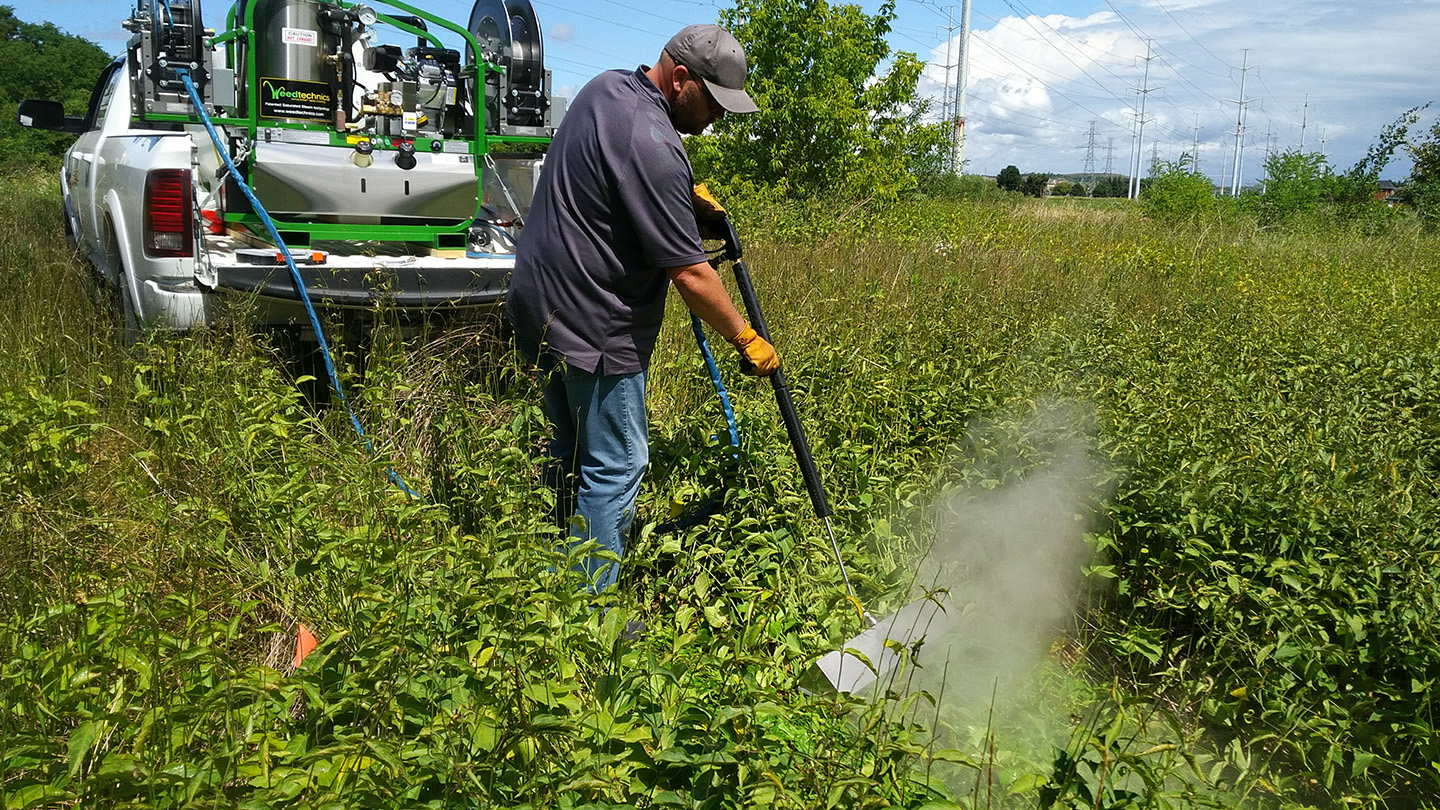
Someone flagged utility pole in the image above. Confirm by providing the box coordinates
[935,7,957,124]
[1190,115,1202,174]
[1299,93,1309,151]
[1081,121,1098,192]
[1126,97,1139,197]
[952,0,972,173]
[1225,49,1255,197]
[1128,41,1155,200]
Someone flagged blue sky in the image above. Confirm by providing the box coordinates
[12,0,1436,184]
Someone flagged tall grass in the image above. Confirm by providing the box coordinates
[2,173,1439,808]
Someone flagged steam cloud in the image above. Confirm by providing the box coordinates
[901,398,1104,713]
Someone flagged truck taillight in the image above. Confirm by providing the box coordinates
[144,169,193,257]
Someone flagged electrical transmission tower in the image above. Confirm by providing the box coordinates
[1128,41,1156,200]
[1225,49,1255,196]
[1104,137,1115,175]
[1081,121,1098,192]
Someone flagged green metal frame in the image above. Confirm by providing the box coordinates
[155,0,553,246]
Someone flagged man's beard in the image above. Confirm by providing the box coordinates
[672,82,714,136]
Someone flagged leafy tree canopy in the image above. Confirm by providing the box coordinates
[1139,159,1214,222]
[995,164,1022,192]
[686,0,947,203]
[0,5,112,172]
[1255,150,1331,227]
[1091,175,1128,198]
[1020,172,1049,197]
[1404,117,1440,230]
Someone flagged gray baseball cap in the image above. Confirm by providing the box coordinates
[664,24,760,114]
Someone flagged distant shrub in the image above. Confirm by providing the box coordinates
[919,172,1009,202]
[1139,161,1216,223]
[1021,172,1050,197]
[1254,150,1331,228]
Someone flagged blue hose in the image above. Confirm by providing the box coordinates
[652,313,741,533]
[177,68,420,499]
[691,312,740,457]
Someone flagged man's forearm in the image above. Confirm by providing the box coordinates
[667,261,746,340]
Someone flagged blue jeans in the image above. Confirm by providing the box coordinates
[517,335,648,593]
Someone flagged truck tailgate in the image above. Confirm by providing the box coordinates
[198,235,515,308]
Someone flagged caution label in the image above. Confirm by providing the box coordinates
[259,77,333,121]
[282,27,318,46]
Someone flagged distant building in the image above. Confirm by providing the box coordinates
[1376,180,1400,203]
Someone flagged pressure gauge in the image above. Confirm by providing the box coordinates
[389,90,404,107]
[353,4,378,25]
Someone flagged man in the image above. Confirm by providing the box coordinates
[507,24,779,594]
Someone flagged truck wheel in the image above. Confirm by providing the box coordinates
[118,277,142,347]
[103,225,142,347]
[63,210,79,254]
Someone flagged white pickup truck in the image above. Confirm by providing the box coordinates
[18,0,555,338]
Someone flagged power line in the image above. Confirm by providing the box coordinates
[966,36,1123,123]
[530,0,672,38]
[997,0,1130,104]
[1148,0,1228,69]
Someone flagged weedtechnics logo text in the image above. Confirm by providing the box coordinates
[262,81,330,103]
[258,77,333,120]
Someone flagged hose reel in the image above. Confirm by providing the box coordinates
[126,0,212,115]
[467,0,551,134]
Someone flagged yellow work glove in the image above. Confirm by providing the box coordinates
[692,183,728,240]
[730,325,779,376]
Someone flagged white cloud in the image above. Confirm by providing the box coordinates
[549,22,575,43]
[912,1,1440,183]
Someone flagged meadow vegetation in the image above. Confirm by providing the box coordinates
[3,168,1440,808]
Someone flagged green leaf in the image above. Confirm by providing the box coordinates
[5,784,71,810]
[66,720,100,779]
[1006,772,1048,796]
[703,604,729,628]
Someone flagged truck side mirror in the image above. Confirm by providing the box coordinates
[17,99,84,133]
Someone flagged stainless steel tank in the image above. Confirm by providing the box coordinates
[242,0,340,123]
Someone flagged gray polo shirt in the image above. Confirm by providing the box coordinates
[507,66,708,375]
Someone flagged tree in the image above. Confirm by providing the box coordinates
[686,0,947,203]
[0,5,112,172]
[1068,182,1090,197]
[1020,172,1049,197]
[1051,181,1072,197]
[1254,150,1331,227]
[996,164,1022,192]
[1138,160,1215,222]
[1091,175,1128,198]
[1404,119,1440,230]
[1328,106,1423,232]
